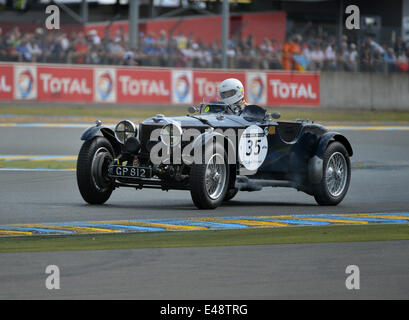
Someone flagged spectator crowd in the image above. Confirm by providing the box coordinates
[1,25,408,73]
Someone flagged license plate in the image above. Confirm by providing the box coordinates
[109,165,152,178]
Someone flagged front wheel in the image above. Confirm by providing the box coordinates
[76,136,115,204]
[190,144,229,209]
[312,141,351,206]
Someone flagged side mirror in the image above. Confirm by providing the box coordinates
[271,112,281,119]
[188,106,198,114]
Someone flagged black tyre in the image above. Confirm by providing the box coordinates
[224,188,238,201]
[190,144,229,209]
[76,136,115,204]
[312,141,351,206]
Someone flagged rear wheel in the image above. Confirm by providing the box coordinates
[190,144,229,209]
[312,142,351,206]
[76,137,115,204]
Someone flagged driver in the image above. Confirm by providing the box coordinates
[218,78,247,112]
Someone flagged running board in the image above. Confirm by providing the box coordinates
[235,176,296,191]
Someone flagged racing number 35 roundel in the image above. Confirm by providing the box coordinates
[238,125,268,171]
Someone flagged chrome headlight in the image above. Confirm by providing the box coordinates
[115,120,137,144]
[160,122,182,147]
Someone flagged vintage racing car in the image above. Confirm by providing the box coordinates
[76,102,353,209]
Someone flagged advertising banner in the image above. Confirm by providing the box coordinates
[0,65,13,100]
[37,66,93,102]
[0,63,321,107]
[117,68,171,104]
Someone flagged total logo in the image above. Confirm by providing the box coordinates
[246,73,266,105]
[39,73,91,95]
[14,66,37,99]
[94,69,116,102]
[269,79,317,100]
[175,75,189,100]
[172,70,192,104]
[119,76,169,97]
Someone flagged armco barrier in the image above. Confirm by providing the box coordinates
[0,63,320,107]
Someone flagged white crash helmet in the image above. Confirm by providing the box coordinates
[218,78,244,106]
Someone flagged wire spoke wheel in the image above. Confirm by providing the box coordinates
[190,144,230,209]
[77,137,115,205]
[91,147,113,192]
[205,153,227,200]
[312,141,351,206]
[325,152,347,197]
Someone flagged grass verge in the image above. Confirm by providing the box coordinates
[0,224,408,253]
[0,160,76,170]
[2,105,409,123]
[0,105,180,120]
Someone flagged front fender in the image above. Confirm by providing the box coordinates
[80,125,121,156]
[315,132,353,158]
[308,132,353,184]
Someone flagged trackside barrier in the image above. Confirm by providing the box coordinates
[0,63,321,107]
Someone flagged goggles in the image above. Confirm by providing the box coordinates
[220,89,237,99]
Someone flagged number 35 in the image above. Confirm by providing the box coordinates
[246,139,261,156]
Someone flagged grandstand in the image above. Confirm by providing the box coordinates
[0,0,407,73]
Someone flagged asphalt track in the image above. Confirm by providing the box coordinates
[0,126,408,299]
[1,241,408,299]
[1,127,409,223]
